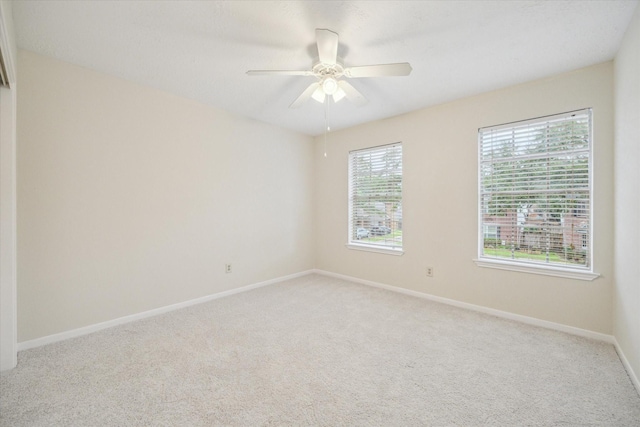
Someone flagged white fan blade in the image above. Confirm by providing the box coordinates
[316,29,338,66]
[337,80,368,106]
[247,70,314,76]
[290,82,320,108]
[344,62,412,78]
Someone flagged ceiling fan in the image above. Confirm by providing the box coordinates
[246,29,412,108]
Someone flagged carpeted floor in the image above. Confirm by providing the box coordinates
[1,274,639,426]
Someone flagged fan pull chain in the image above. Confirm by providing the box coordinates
[324,98,330,157]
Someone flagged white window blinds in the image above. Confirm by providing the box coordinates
[479,109,592,270]
[349,143,403,250]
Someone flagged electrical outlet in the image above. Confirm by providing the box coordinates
[426,267,433,277]
[225,264,232,274]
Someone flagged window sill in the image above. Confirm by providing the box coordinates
[346,243,404,256]
[473,258,599,281]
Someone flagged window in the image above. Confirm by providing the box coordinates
[477,109,597,279]
[348,143,403,254]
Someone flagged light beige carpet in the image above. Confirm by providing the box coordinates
[1,274,639,426]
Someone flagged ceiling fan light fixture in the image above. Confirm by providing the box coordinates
[322,77,338,95]
[311,86,326,103]
[332,87,346,103]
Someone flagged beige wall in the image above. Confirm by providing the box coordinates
[17,51,315,342]
[614,5,640,384]
[315,62,614,334]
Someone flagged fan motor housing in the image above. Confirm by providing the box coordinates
[313,61,344,79]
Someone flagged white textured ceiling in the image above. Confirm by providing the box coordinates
[11,0,639,136]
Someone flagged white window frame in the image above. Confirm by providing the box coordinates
[474,109,598,281]
[347,142,404,256]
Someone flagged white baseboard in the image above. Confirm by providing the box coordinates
[613,337,640,395]
[17,270,314,352]
[312,269,615,344]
